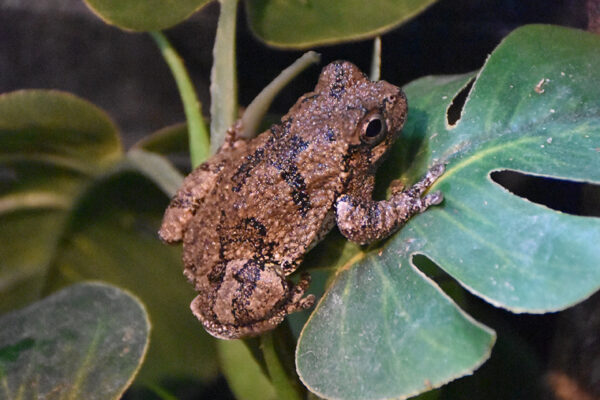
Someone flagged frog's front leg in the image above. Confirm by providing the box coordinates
[158,165,217,243]
[335,164,445,245]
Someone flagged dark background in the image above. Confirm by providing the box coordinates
[0,0,587,146]
[2,1,598,399]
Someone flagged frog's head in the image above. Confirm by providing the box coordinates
[314,61,408,168]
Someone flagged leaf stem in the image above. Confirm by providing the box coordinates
[150,31,210,167]
[240,51,321,139]
[370,36,382,81]
[210,0,239,154]
[260,331,303,400]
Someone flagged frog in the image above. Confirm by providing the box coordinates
[159,61,445,340]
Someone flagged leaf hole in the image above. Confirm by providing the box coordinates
[490,170,600,217]
[446,78,475,127]
[411,254,468,305]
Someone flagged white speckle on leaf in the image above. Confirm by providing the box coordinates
[546,137,553,144]
[534,78,547,94]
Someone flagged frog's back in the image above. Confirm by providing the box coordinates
[183,119,348,287]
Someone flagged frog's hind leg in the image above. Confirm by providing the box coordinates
[286,273,315,313]
[191,260,314,340]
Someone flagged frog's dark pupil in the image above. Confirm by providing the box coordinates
[365,119,383,137]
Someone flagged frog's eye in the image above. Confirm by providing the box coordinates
[359,112,387,144]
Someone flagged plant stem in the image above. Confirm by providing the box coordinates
[370,36,382,81]
[261,331,303,400]
[241,51,321,139]
[210,0,239,155]
[150,31,210,167]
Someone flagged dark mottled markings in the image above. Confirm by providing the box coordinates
[271,135,311,217]
[231,260,261,322]
[229,115,312,216]
[326,127,336,142]
[231,148,264,192]
[243,217,267,236]
[280,166,311,217]
[169,193,194,209]
[208,262,226,283]
[330,63,346,99]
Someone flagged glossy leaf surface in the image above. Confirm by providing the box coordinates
[83,0,211,31]
[0,90,121,312]
[245,0,438,48]
[0,90,217,384]
[297,25,600,399]
[0,282,149,399]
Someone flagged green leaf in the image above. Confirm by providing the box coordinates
[297,25,600,399]
[126,149,184,197]
[133,123,189,158]
[245,0,438,48]
[210,0,239,154]
[0,90,217,384]
[44,164,218,384]
[83,0,211,31]
[0,282,149,399]
[0,90,121,312]
[297,250,495,400]
[399,24,600,312]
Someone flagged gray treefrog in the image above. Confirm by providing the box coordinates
[159,61,444,339]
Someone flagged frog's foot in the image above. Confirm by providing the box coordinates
[407,163,445,197]
[286,273,315,313]
[336,163,445,245]
[391,163,445,214]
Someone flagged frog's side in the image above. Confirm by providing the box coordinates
[159,61,444,340]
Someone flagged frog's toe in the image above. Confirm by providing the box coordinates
[286,294,315,314]
[425,190,444,206]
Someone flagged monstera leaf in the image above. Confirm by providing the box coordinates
[0,90,218,384]
[296,25,600,400]
[0,282,149,400]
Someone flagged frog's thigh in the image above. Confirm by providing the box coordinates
[225,260,287,320]
[191,259,290,339]
[193,294,285,339]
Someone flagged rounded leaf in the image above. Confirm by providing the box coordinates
[0,90,121,312]
[0,282,149,400]
[245,0,438,48]
[0,90,217,384]
[45,167,218,383]
[83,0,211,31]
